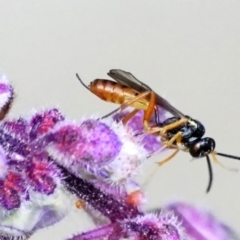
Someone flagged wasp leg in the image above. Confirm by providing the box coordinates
[158,131,182,151]
[157,132,182,165]
[143,91,156,130]
[102,91,150,122]
[146,118,188,136]
[142,133,182,187]
[157,149,180,166]
[211,152,238,172]
[142,148,180,188]
[122,108,140,125]
[120,90,156,127]
[120,90,151,111]
[160,118,188,134]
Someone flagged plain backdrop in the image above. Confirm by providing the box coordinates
[0,1,240,239]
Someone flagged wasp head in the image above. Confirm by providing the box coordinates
[189,137,215,158]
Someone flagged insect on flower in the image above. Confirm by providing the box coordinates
[76,69,240,193]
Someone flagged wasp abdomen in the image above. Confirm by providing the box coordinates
[90,79,139,105]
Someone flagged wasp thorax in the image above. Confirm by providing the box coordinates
[189,137,216,158]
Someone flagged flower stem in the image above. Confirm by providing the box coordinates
[58,163,142,222]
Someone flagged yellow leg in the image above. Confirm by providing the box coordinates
[122,108,140,125]
[146,126,163,135]
[158,132,182,153]
[157,149,180,166]
[120,91,151,111]
[146,118,188,136]
[119,90,158,129]
[142,148,179,188]
[143,91,156,130]
[160,118,188,134]
[142,132,182,188]
[211,152,238,172]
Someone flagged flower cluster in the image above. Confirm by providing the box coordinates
[0,73,238,240]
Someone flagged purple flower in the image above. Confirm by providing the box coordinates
[0,72,238,240]
[0,107,69,239]
[113,108,165,154]
[45,116,153,185]
[47,119,122,168]
[165,202,240,240]
[0,171,27,210]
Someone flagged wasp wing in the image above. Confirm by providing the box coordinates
[107,69,185,117]
[108,69,152,91]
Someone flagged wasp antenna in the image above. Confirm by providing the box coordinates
[206,155,213,193]
[76,73,90,91]
[216,152,240,161]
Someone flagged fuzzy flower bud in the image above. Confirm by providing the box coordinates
[165,202,240,240]
[113,108,165,154]
[0,108,70,239]
[46,117,150,185]
[120,212,183,240]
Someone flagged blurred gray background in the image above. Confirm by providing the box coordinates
[0,1,240,239]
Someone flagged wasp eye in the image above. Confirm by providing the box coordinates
[189,138,215,158]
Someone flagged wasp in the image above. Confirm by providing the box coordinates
[76,69,240,192]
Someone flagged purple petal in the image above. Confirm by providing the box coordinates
[48,120,122,169]
[166,202,240,240]
[29,108,64,140]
